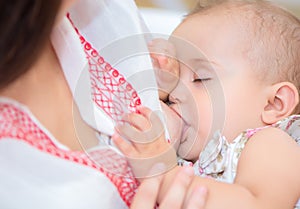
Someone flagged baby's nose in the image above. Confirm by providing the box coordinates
[168,93,178,104]
[168,81,188,104]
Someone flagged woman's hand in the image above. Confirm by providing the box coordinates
[131,166,208,209]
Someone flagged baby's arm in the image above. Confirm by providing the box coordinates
[113,108,300,208]
[174,127,300,209]
[148,39,179,102]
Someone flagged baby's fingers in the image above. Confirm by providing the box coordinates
[118,107,164,144]
[150,53,169,66]
[148,38,176,57]
[111,133,137,157]
[121,111,151,131]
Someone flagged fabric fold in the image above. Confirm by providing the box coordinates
[51,0,162,136]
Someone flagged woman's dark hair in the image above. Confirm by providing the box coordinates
[0,0,61,89]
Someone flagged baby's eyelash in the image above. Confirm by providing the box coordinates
[165,99,175,106]
[193,78,211,82]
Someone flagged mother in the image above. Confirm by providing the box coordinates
[0,0,206,208]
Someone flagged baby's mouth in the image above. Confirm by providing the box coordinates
[168,105,190,144]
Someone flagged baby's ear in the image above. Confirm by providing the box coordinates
[262,82,299,124]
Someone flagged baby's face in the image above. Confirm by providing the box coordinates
[168,13,268,161]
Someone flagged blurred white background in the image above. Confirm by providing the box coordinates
[135,0,300,35]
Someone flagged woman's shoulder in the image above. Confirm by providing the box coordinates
[0,96,32,120]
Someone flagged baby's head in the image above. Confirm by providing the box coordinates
[187,0,300,113]
[169,0,300,160]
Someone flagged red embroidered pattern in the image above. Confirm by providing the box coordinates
[0,103,138,206]
[67,13,141,122]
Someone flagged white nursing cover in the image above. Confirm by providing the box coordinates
[51,0,162,136]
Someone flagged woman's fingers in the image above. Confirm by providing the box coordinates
[159,167,194,209]
[130,176,162,209]
[184,186,208,209]
[130,164,165,209]
[131,166,208,209]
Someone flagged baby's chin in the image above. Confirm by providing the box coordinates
[177,144,199,162]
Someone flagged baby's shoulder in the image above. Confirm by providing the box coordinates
[235,126,300,207]
[273,114,300,145]
[242,114,300,149]
[240,126,300,171]
[246,126,299,151]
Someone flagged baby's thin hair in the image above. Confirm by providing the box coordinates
[188,0,300,114]
[188,0,227,15]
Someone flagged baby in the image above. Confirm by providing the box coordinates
[113,1,300,208]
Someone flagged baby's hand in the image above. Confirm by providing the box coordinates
[148,39,179,102]
[112,106,177,179]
